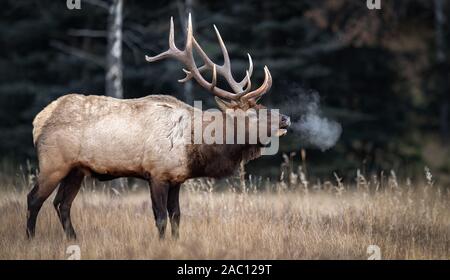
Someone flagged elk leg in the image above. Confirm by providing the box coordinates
[27,169,69,239]
[53,169,84,240]
[149,179,169,239]
[167,184,181,239]
[26,183,43,239]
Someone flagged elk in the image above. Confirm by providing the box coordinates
[27,15,290,240]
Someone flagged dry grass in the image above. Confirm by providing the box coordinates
[0,163,449,259]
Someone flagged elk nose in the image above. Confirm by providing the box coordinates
[280,115,291,128]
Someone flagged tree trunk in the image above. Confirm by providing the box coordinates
[434,0,448,141]
[106,0,125,189]
[106,0,123,99]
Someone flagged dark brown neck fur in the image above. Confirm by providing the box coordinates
[186,110,263,179]
[187,143,261,179]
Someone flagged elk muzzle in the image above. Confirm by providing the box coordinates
[276,114,291,137]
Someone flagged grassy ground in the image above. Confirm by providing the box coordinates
[0,164,449,259]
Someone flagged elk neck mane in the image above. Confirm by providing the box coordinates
[185,108,263,179]
[187,143,261,179]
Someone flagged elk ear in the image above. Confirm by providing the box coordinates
[215,97,233,111]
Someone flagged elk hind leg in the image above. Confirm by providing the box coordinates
[27,168,70,239]
[53,168,84,240]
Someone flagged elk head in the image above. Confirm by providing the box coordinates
[145,14,291,143]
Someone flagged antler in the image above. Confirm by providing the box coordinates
[145,14,272,105]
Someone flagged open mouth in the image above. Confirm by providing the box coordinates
[276,128,288,137]
[276,119,290,136]
[280,123,290,129]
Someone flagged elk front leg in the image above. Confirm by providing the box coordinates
[167,184,181,239]
[148,179,169,239]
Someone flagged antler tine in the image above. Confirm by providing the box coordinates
[246,54,254,77]
[212,25,246,94]
[145,50,172,63]
[191,38,243,95]
[238,53,253,89]
[182,14,243,100]
[185,14,193,56]
[178,69,192,83]
[169,17,177,50]
[241,70,252,94]
[241,66,272,102]
[211,64,217,90]
[213,25,231,68]
[178,65,208,83]
[192,26,244,94]
[145,17,181,63]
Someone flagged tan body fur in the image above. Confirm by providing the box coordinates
[33,94,193,186]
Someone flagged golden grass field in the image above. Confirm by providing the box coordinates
[0,163,449,260]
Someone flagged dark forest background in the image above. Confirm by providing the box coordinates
[0,0,449,182]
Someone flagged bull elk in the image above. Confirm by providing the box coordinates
[27,15,291,240]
